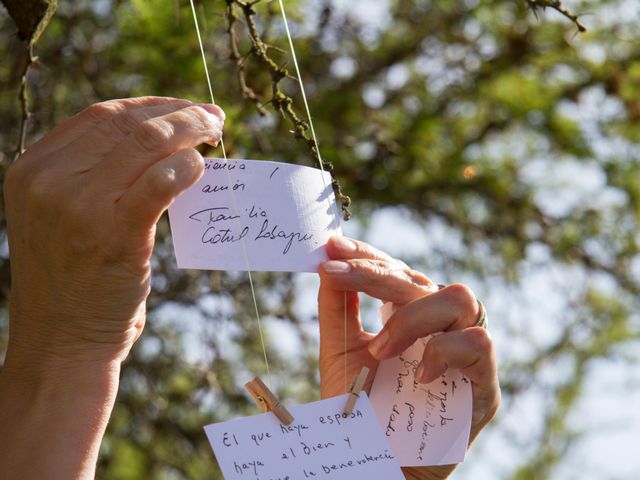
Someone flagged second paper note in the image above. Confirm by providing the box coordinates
[369,303,473,466]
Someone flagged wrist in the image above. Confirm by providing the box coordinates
[0,342,121,479]
[1,338,122,397]
[8,291,142,364]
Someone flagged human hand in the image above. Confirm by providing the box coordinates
[0,97,224,479]
[318,236,500,480]
[4,96,224,365]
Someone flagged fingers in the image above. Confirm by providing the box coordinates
[320,236,498,432]
[100,100,197,139]
[115,148,205,235]
[320,258,436,305]
[415,328,500,426]
[368,283,481,360]
[100,101,225,143]
[90,103,224,191]
[326,236,404,265]
[319,237,437,345]
[25,97,194,159]
[62,100,199,166]
[318,284,364,347]
[321,236,437,306]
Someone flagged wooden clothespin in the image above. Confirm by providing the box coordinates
[343,366,370,416]
[244,377,294,426]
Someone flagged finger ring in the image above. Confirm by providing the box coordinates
[474,300,488,329]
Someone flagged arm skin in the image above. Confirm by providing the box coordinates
[0,97,225,480]
[318,236,500,480]
[0,353,121,478]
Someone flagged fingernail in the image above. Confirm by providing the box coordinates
[208,113,224,131]
[368,329,389,358]
[414,361,425,382]
[197,106,224,135]
[332,236,357,253]
[322,260,351,273]
[198,103,226,122]
[201,109,223,148]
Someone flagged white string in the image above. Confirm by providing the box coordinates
[277,0,349,392]
[189,0,271,386]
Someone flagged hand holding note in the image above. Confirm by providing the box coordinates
[318,237,500,478]
[0,97,224,479]
[4,97,225,364]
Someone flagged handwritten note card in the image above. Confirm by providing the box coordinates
[369,304,473,466]
[169,158,341,272]
[205,393,404,480]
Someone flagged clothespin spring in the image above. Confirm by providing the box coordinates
[245,377,295,426]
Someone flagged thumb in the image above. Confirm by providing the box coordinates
[318,269,364,348]
[116,148,204,235]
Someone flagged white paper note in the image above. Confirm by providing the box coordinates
[204,393,404,480]
[169,158,341,272]
[369,304,473,466]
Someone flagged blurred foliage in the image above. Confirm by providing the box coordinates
[1,0,640,478]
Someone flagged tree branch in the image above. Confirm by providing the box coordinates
[526,0,587,32]
[225,0,352,219]
[15,43,35,161]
